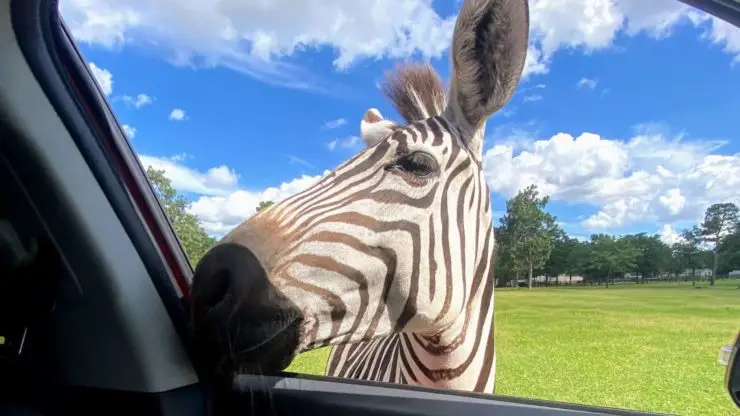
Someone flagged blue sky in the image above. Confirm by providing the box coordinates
[61,0,740,242]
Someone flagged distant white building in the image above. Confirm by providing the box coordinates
[677,268,712,278]
[512,274,584,285]
[729,270,740,277]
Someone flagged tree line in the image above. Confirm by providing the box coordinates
[145,168,740,289]
[494,184,740,288]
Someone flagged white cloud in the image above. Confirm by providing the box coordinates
[693,13,740,65]
[658,224,683,246]
[88,62,112,96]
[137,152,329,236]
[482,124,740,232]
[122,93,153,108]
[289,155,316,169]
[60,0,740,88]
[500,108,517,118]
[133,150,326,235]
[515,83,546,96]
[488,120,540,151]
[169,108,187,121]
[577,77,598,89]
[657,188,686,216]
[523,0,740,79]
[138,154,239,196]
[121,124,136,138]
[60,0,456,89]
[138,121,740,239]
[328,135,362,151]
[189,172,329,236]
[170,153,191,162]
[322,118,347,130]
[523,94,543,103]
[522,45,550,78]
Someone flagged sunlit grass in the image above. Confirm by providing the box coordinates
[286,279,740,416]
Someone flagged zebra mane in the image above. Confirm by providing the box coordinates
[380,63,447,123]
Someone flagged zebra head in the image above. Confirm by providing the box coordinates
[191,0,529,377]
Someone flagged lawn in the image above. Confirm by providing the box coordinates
[285,280,740,416]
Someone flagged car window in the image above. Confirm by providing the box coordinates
[59,0,740,415]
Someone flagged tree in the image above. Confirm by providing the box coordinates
[586,234,639,287]
[673,227,703,286]
[699,203,740,286]
[146,167,216,266]
[717,226,740,274]
[256,200,275,213]
[542,229,568,285]
[622,233,672,283]
[493,226,517,287]
[498,185,557,289]
[616,237,640,283]
[564,238,590,285]
[668,244,685,282]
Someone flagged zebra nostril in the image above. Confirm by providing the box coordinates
[191,241,268,311]
[194,267,231,311]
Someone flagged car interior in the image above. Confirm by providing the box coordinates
[0,0,737,415]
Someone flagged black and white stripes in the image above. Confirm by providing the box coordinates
[307,115,499,392]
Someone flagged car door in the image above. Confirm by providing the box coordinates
[4,0,738,415]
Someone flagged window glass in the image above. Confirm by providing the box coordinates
[60,1,740,415]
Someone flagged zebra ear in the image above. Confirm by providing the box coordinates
[444,0,529,156]
[360,108,398,148]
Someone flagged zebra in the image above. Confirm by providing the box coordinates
[190,0,529,394]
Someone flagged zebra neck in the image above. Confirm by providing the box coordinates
[325,279,496,393]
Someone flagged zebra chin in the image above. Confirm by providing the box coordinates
[189,242,306,376]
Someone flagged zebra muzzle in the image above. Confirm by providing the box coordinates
[190,242,305,376]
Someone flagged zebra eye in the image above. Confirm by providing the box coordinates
[393,151,439,177]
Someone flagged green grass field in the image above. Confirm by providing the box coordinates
[285,280,740,416]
